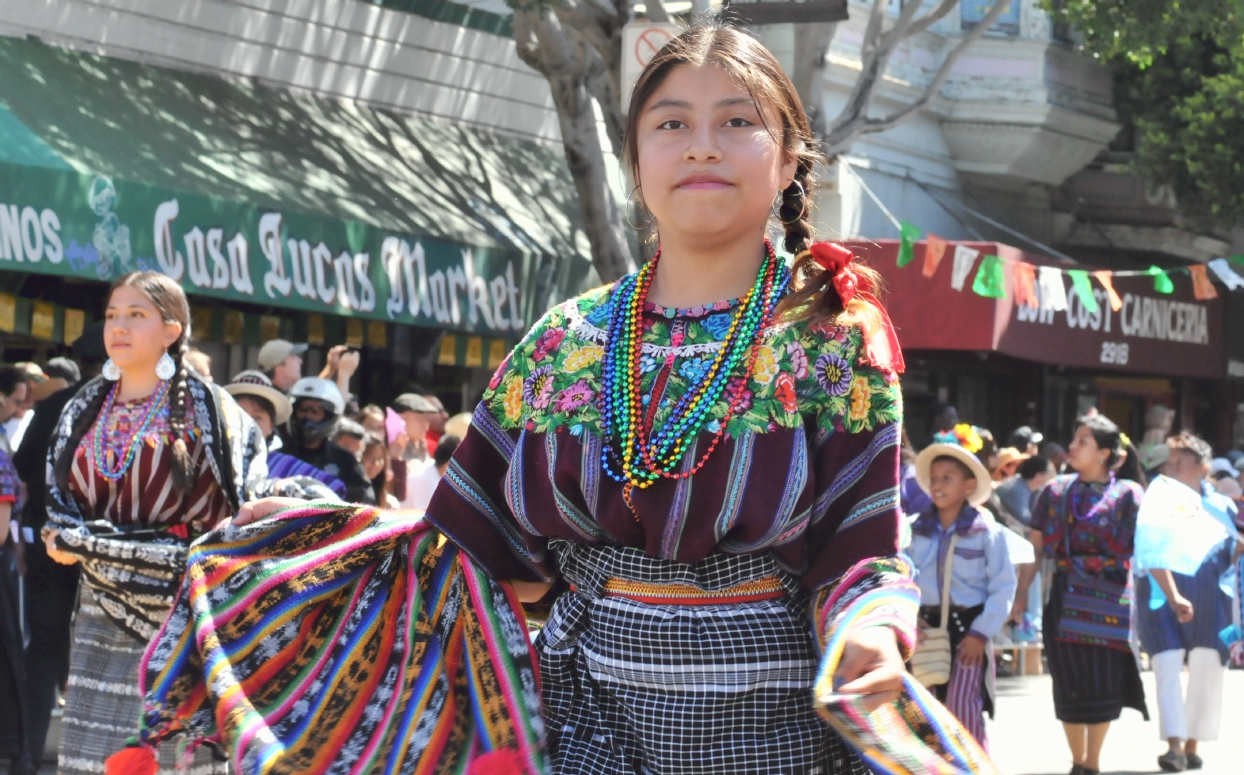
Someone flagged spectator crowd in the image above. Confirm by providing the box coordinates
[899,402,1244,774]
[0,288,471,774]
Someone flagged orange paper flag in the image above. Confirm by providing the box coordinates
[1092,270,1123,311]
[923,234,949,278]
[1189,264,1218,300]
[1013,262,1039,308]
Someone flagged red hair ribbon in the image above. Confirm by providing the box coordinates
[804,242,906,377]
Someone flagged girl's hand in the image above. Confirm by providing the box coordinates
[231,498,306,527]
[42,530,79,566]
[956,635,986,667]
[835,626,906,713]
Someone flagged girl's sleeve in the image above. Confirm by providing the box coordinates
[800,327,918,656]
[969,526,1017,641]
[423,402,550,582]
[422,318,560,584]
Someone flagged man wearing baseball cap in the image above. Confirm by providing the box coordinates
[285,377,374,504]
[258,339,308,393]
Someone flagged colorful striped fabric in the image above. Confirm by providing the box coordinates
[812,556,1000,775]
[136,503,547,775]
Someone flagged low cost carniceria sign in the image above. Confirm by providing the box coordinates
[0,164,542,336]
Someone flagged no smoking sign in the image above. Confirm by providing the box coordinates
[621,22,683,112]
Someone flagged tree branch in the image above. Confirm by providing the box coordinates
[905,0,962,39]
[511,8,636,281]
[827,0,895,145]
[860,0,1013,135]
[826,0,1012,154]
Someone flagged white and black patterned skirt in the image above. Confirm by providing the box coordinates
[538,540,871,775]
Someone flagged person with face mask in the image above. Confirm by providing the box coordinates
[285,377,374,504]
[225,370,344,502]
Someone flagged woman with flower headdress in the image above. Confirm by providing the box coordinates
[133,25,993,775]
[1012,414,1148,775]
[41,272,267,775]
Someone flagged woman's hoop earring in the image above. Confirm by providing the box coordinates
[778,180,807,225]
[102,358,121,381]
[625,187,654,230]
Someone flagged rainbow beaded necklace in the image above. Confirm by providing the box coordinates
[599,240,790,504]
[91,379,172,481]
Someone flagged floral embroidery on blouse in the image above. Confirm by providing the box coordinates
[483,284,902,438]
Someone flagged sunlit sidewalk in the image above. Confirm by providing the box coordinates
[989,670,1244,775]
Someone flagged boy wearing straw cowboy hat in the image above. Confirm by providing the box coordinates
[908,425,1017,750]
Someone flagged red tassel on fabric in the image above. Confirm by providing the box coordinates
[805,242,906,377]
[104,747,157,775]
[469,749,526,775]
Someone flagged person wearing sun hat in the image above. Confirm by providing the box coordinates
[907,424,1017,750]
[224,370,344,502]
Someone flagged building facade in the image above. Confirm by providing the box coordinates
[0,0,591,410]
[759,1,1243,450]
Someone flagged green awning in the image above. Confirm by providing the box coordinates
[0,36,595,336]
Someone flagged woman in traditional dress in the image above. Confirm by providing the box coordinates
[1012,414,1148,775]
[225,26,921,774]
[42,272,267,775]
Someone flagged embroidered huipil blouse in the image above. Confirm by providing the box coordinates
[69,397,231,534]
[425,284,908,600]
[1030,475,1143,577]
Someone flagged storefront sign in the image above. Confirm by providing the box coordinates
[0,165,545,336]
[854,241,1225,379]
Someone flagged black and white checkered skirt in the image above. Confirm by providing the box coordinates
[536,540,871,775]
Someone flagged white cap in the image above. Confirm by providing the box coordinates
[258,339,308,371]
[1211,457,1236,476]
[288,377,344,415]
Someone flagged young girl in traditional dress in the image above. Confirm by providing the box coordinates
[165,26,992,775]
[42,272,267,775]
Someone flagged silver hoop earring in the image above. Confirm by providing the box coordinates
[156,352,176,381]
[624,187,654,230]
[777,180,808,225]
[102,358,121,381]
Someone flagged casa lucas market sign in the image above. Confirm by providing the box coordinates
[0,166,537,335]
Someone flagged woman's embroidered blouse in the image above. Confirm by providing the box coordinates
[425,284,905,593]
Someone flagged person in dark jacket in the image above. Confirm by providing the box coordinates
[284,377,374,504]
[13,325,104,769]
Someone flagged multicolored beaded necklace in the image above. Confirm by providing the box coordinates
[599,240,790,507]
[91,379,171,481]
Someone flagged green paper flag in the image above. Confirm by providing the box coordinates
[1228,255,1244,267]
[971,255,1007,298]
[1067,269,1099,314]
[896,221,921,268]
[1148,265,1174,294]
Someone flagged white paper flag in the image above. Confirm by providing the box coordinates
[950,245,979,291]
[1038,266,1068,311]
[1208,258,1244,291]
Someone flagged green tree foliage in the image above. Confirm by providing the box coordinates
[1046,1,1244,222]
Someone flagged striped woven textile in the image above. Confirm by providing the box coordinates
[135,503,547,775]
[812,556,1000,775]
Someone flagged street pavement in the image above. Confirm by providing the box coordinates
[989,669,1244,775]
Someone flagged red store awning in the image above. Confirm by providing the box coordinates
[847,240,1225,379]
